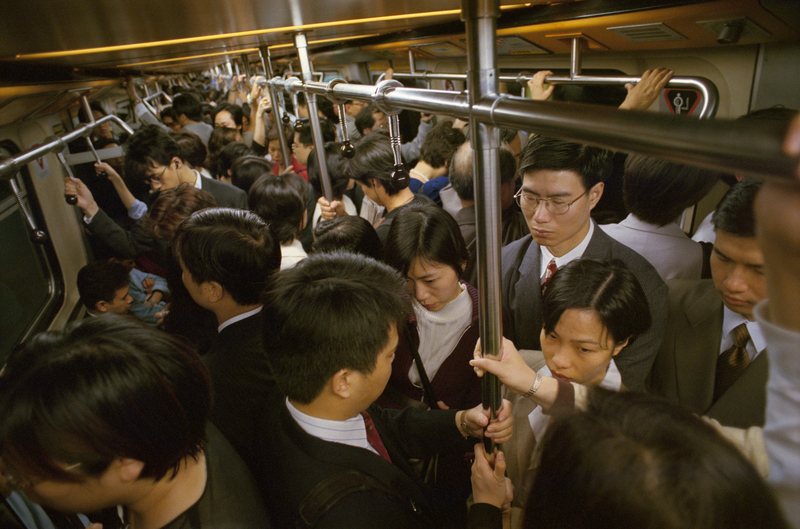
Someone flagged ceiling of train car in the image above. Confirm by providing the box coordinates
[0,0,796,81]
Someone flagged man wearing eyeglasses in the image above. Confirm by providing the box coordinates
[500,134,668,390]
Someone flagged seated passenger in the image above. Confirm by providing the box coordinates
[174,207,281,466]
[0,316,270,528]
[407,121,465,194]
[254,252,512,529]
[449,142,527,286]
[474,258,650,529]
[76,261,133,317]
[347,132,432,243]
[311,216,383,260]
[600,153,721,281]
[501,134,667,390]
[248,172,310,269]
[649,178,769,428]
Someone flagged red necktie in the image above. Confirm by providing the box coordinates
[541,259,558,295]
[361,411,392,463]
[713,323,751,401]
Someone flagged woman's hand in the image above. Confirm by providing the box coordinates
[461,399,513,444]
[471,337,535,395]
[471,443,513,510]
[528,70,554,101]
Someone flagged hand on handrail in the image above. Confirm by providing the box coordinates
[528,70,554,101]
[619,67,673,110]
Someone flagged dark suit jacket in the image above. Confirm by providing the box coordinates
[255,391,468,529]
[205,311,275,467]
[501,223,668,390]
[201,176,248,209]
[648,279,768,428]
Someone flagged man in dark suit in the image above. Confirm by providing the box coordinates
[254,252,512,529]
[500,135,668,390]
[649,179,768,428]
[174,208,281,465]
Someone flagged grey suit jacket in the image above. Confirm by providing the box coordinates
[648,279,768,428]
[201,176,248,209]
[501,223,668,390]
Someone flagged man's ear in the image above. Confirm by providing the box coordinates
[95,301,110,313]
[115,457,145,483]
[330,369,352,399]
[205,281,224,303]
[611,337,630,358]
[171,157,183,170]
[588,181,604,210]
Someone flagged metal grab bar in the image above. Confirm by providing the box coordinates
[387,71,718,119]
[0,114,134,180]
[143,90,173,104]
[265,78,794,180]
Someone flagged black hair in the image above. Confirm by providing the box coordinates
[306,142,350,199]
[355,105,377,135]
[160,107,179,123]
[347,132,404,195]
[295,119,336,147]
[262,252,408,404]
[213,104,244,129]
[174,208,281,306]
[248,172,310,244]
[173,131,208,170]
[312,216,383,261]
[542,259,651,349]
[171,93,204,122]
[77,102,107,124]
[216,141,252,180]
[623,154,722,227]
[0,316,211,483]
[419,121,466,169]
[526,388,789,529]
[76,262,129,311]
[124,124,183,183]
[230,155,272,193]
[518,134,611,191]
[712,177,763,237]
[383,202,469,278]
[315,98,339,124]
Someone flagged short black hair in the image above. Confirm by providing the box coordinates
[77,102,107,124]
[0,316,211,484]
[172,93,204,122]
[623,154,722,227]
[307,142,350,199]
[312,216,383,261]
[173,130,208,169]
[355,105,377,135]
[419,121,465,169]
[262,252,408,404]
[527,388,789,529]
[214,104,243,129]
[347,132,403,195]
[160,107,178,123]
[217,141,252,180]
[174,208,281,306]
[295,119,336,147]
[125,124,183,182]
[248,172,310,244]
[384,202,469,278]
[712,177,762,237]
[230,155,272,193]
[315,98,339,124]
[518,135,611,191]
[77,262,129,311]
[542,259,651,348]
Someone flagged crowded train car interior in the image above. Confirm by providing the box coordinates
[0,0,800,526]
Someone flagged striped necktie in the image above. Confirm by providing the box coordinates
[541,259,558,295]
[713,323,751,401]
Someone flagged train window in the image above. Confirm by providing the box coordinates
[0,140,61,363]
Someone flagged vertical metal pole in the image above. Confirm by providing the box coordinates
[570,37,582,79]
[408,50,417,74]
[259,46,292,170]
[294,32,334,201]
[241,54,253,78]
[464,0,502,448]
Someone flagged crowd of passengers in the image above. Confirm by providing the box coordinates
[0,67,798,529]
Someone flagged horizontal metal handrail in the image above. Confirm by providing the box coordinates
[265,77,794,181]
[387,71,718,119]
[0,115,134,179]
[143,90,173,104]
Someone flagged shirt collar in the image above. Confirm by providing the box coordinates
[193,169,203,190]
[721,305,767,359]
[285,398,378,456]
[540,221,594,277]
[218,305,262,333]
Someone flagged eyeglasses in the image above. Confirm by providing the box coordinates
[149,164,169,185]
[514,189,587,215]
